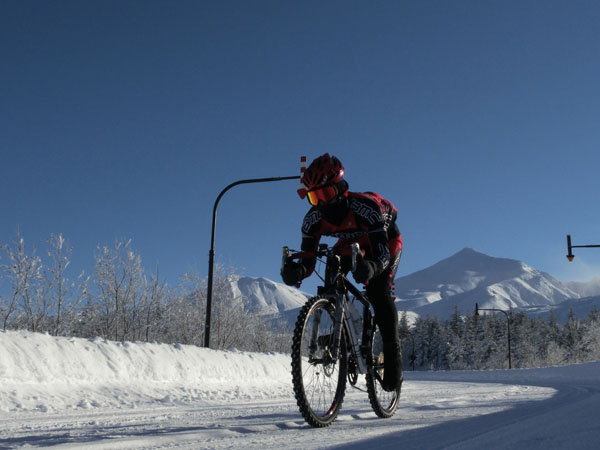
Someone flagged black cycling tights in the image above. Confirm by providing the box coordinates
[366,272,399,344]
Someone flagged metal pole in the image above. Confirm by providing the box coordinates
[204,176,300,348]
[567,235,573,261]
[506,311,512,369]
[566,234,600,262]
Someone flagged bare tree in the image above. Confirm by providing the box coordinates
[164,266,250,349]
[161,293,202,345]
[202,268,293,351]
[167,270,207,346]
[130,267,171,342]
[0,246,20,331]
[46,233,88,336]
[0,233,43,331]
[213,292,248,349]
[206,269,247,350]
[140,270,166,342]
[93,239,144,342]
[0,233,292,352]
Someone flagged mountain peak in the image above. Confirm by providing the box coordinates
[451,247,497,259]
[227,276,309,315]
[436,247,520,270]
[394,248,579,317]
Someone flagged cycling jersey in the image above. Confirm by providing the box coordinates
[300,192,402,279]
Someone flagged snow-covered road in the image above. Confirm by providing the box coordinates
[1,331,598,449]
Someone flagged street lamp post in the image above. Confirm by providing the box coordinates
[204,175,300,348]
[566,234,600,262]
[475,303,512,369]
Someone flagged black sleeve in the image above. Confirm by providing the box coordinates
[299,208,322,278]
[369,229,391,276]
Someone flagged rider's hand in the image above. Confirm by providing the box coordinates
[281,261,306,286]
[352,259,376,284]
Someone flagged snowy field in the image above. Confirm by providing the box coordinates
[1,330,599,449]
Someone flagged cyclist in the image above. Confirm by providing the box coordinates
[281,153,403,392]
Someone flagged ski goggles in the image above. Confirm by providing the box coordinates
[307,185,338,206]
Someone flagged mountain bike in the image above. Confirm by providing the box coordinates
[283,243,402,428]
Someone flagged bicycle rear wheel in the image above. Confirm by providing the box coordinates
[291,296,348,427]
[365,322,401,418]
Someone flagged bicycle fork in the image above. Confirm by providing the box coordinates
[307,293,348,366]
[329,292,372,375]
[306,288,375,377]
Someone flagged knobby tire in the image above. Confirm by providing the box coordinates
[291,296,348,427]
[365,322,401,418]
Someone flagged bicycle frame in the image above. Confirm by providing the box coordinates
[335,280,373,375]
[283,245,375,376]
[288,243,401,427]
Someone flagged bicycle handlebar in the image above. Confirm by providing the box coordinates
[282,244,364,273]
[282,244,363,261]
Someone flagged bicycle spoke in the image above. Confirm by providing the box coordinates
[366,322,401,418]
[291,296,347,427]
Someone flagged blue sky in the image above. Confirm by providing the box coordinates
[2,1,600,295]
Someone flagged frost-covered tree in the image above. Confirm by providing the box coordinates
[46,233,89,336]
[163,270,207,346]
[156,266,291,352]
[211,274,252,350]
[398,311,410,341]
[0,233,44,331]
[0,245,21,330]
[562,308,583,363]
[10,229,600,365]
[93,239,144,342]
[580,307,600,361]
[138,269,170,342]
[445,305,468,369]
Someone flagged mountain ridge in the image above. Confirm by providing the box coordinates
[393,247,580,317]
[229,248,600,321]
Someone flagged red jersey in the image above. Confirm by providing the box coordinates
[300,192,402,278]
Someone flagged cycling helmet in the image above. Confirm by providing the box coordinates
[298,153,346,199]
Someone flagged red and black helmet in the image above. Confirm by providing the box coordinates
[298,153,345,199]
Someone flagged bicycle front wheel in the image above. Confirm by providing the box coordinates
[365,322,401,418]
[291,296,348,427]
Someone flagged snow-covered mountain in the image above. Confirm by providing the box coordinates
[394,248,580,317]
[225,275,309,315]
[525,295,600,322]
[565,276,600,297]
[228,249,600,322]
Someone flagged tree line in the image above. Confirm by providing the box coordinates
[0,232,290,352]
[399,304,600,370]
[3,232,600,371]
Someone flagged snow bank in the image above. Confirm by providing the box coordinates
[0,330,292,413]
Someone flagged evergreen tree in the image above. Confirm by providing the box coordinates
[398,311,410,341]
[580,306,600,361]
[446,305,466,370]
[562,308,583,363]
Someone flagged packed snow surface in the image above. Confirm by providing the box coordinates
[1,330,599,449]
